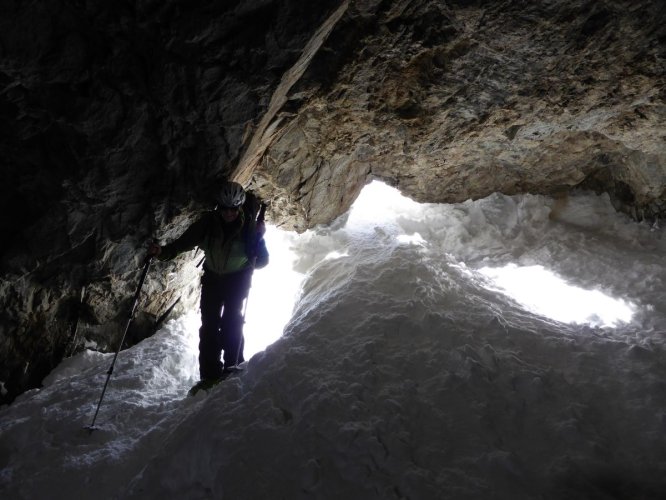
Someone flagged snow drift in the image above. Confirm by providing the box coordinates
[2,183,665,499]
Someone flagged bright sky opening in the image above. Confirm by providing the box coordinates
[241,180,423,358]
[478,264,636,327]
[227,181,639,361]
[346,180,422,228]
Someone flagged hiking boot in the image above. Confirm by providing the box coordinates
[188,377,223,396]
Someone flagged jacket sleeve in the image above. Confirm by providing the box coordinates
[159,216,209,261]
[253,237,269,269]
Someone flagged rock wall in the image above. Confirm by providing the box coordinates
[0,0,664,403]
[0,0,340,403]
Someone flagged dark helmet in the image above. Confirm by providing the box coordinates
[217,181,246,208]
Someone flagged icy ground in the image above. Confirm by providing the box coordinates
[2,182,666,499]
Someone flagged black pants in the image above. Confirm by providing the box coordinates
[198,268,252,380]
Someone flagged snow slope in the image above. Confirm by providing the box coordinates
[2,183,665,499]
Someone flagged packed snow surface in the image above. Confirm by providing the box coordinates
[2,182,666,499]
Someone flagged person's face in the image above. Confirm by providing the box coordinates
[221,207,240,223]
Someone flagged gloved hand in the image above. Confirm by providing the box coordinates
[147,242,162,257]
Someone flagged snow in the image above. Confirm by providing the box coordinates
[2,181,666,499]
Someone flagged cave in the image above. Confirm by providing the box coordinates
[1,0,665,498]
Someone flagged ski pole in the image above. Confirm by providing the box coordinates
[231,203,267,369]
[86,255,153,432]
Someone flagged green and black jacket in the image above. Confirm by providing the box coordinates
[159,210,268,275]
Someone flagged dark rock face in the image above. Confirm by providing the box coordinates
[0,0,341,403]
[0,0,664,403]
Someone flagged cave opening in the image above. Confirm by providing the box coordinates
[478,264,636,328]
[182,179,644,369]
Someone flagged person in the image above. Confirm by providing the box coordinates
[148,181,268,386]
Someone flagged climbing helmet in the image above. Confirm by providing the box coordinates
[217,181,246,208]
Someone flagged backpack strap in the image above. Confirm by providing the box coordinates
[242,192,266,259]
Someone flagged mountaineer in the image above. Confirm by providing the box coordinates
[148,181,268,391]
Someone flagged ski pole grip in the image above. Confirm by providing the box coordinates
[257,203,267,223]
